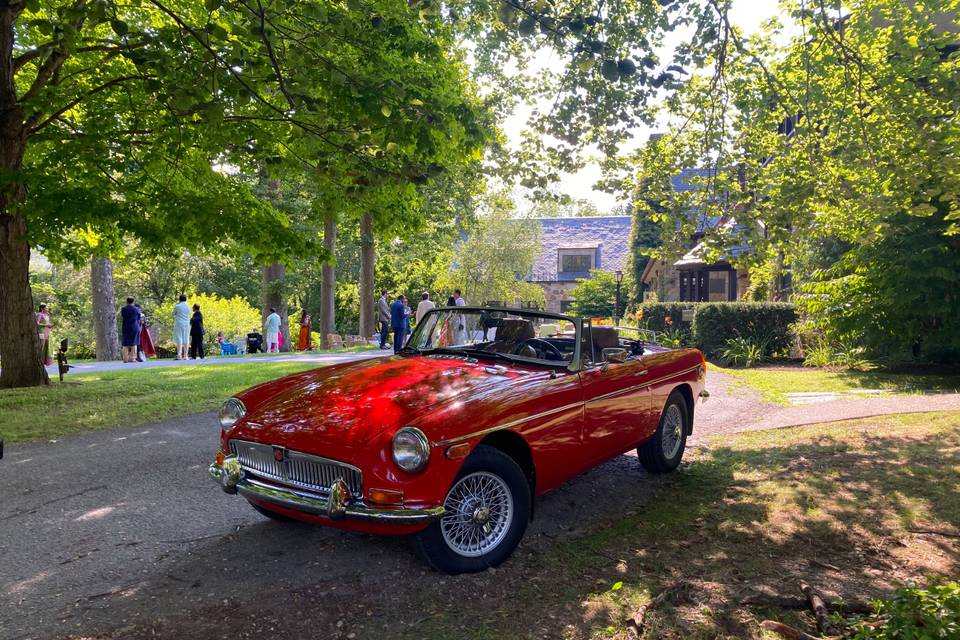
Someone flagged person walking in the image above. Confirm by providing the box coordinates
[36,303,53,366]
[189,303,205,359]
[297,310,312,351]
[390,294,408,354]
[172,294,191,360]
[415,292,435,325]
[265,308,281,353]
[119,297,142,363]
[377,290,391,349]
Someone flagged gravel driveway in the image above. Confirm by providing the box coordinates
[2,369,958,639]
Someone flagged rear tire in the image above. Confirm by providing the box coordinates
[414,445,530,574]
[638,391,688,473]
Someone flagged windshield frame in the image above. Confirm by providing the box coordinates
[404,306,584,371]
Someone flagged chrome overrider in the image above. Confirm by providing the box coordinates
[209,455,445,524]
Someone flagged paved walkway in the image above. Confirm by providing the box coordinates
[3,364,959,639]
[692,371,960,444]
[45,349,387,376]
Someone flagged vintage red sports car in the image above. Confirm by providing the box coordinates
[209,307,707,573]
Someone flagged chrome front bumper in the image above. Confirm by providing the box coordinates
[208,456,444,525]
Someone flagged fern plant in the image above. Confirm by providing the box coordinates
[720,337,767,367]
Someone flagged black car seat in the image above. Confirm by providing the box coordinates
[490,318,536,357]
[586,326,620,363]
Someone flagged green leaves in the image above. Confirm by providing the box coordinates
[109,19,128,36]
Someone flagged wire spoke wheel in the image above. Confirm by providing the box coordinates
[660,403,684,460]
[440,471,514,558]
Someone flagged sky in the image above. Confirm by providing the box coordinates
[499,0,799,213]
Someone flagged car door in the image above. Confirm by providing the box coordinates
[578,325,652,465]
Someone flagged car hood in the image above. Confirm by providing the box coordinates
[227,354,529,452]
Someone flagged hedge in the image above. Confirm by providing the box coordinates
[634,302,797,355]
[691,302,797,356]
[637,302,699,338]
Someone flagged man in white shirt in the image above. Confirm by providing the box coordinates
[452,289,466,343]
[172,294,191,360]
[415,292,436,325]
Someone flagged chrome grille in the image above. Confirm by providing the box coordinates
[229,440,363,497]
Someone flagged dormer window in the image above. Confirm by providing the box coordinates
[558,246,597,274]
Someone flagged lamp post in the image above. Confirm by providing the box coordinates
[614,269,624,326]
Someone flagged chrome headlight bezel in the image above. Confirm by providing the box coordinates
[218,398,246,429]
[392,427,430,473]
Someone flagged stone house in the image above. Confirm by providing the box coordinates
[525,216,632,313]
[639,168,751,302]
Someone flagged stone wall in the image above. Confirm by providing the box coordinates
[536,281,579,313]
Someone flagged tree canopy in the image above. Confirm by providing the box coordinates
[624,0,960,362]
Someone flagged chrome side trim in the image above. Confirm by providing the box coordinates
[433,400,584,447]
[432,364,702,447]
[209,461,444,525]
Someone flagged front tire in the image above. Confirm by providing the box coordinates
[638,391,688,473]
[414,445,530,574]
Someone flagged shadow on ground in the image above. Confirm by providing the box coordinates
[66,415,960,640]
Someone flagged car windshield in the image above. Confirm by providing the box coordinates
[405,308,578,366]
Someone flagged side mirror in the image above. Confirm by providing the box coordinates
[602,347,628,364]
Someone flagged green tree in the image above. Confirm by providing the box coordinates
[569,269,631,318]
[435,193,544,307]
[626,0,960,363]
[2,0,489,386]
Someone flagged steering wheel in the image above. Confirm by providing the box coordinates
[514,338,564,361]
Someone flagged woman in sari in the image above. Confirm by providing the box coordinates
[137,305,156,360]
[297,310,312,351]
[36,303,53,366]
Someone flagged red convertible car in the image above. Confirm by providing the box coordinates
[209,307,707,573]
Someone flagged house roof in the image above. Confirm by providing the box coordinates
[525,216,633,282]
[674,218,752,267]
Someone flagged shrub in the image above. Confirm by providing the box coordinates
[846,579,960,639]
[719,337,767,367]
[803,339,835,368]
[802,338,874,370]
[156,293,260,355]
[658,327,687,348]
[691,302,796,357]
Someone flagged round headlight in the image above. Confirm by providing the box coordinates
[392,427,430,473]
[218,398,246,429]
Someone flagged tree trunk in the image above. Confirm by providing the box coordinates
[319,215,337,348]
[90,256,120,361]
[262,262,290,351]
[0,4,46,387]
[358,212,375,339]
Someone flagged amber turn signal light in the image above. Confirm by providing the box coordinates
[368,488,404,506]
[215,450,225,466]
[445,443,471,460]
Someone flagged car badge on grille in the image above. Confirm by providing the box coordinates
[272,445,286,462]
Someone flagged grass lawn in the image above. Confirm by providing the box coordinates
[711,363,960,405]
[0,361,321,442]
[400,412,960,639]
[63,343,379,364]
